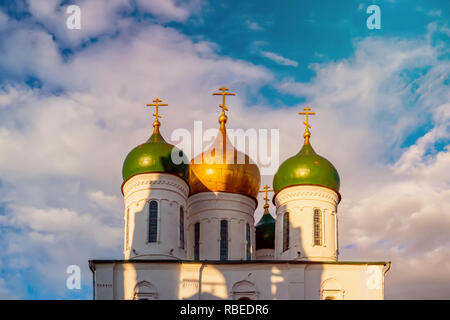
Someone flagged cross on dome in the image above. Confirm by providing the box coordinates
[298,106,316,144]
[259,184,273,213]
[146,98,168,133]
[213,86,235,126]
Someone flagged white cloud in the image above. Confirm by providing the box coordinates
[245,20,263,31]
[0,15,275,298]
[427,9,442,17]
[17,0,202,48]
[0,9,9,28]
[0,277,16,299]
[136,0,203,22]
[276,37,450,299]
[88,191,122,212]
[0,4,449,300]
[260,51,299,67]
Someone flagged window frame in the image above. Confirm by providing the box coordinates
[313,208,323,246]
[283,211,290,252]
[148,200,158,243]
[220,220,228,261]
[179,206,185,250]
[194,222,200,261]
[246,222,251,260]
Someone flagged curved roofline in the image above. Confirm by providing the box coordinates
[121,171,190,195]
[188,190,259,208]
[272,183,342,205]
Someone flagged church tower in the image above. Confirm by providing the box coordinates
[187,86,261,261]
[121,98,189,260]
[272,107,341,261]
[255,185,276,260]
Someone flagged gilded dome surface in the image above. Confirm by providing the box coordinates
[273,141,340,194]
[189,117,261,199]
[122,129,189,182]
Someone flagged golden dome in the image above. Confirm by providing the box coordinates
[189,87,261,199]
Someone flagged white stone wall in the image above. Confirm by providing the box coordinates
[186,192,257,261]
[274,185,339,261]
[122,173,189,260]
[91,261,389,300]
[256,248,274,260]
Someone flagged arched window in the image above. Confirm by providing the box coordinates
[246,223,251,260]
[194,222,200,261]
[133,281,158,300]
[148,201,158,243]
[321,278,344,300]
[283,212,289,252]
[314,209,322,246]
[125,208,130,249]
[220,220,228,261]
[231,280,259,300]
[179,207,184,249]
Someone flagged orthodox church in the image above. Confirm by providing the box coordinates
[89,86,390,300]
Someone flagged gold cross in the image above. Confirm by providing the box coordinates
[298,106,315,130]
[259,184,273,207]
[146,98,168,123]
[213,85,235,114]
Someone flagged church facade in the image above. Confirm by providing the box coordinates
[89,87,390,300]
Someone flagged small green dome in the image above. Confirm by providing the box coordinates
[273,141,340,195]
[255,210,275,250]
[122,130,189,182]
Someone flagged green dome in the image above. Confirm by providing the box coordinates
[255,210,275,250]
[122,129,189,182]
[273,141,340,195]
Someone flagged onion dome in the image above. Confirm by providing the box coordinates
[122,98,189,183]
[189,86,261,199]
[273,107,340,197]
[255,186,275,250]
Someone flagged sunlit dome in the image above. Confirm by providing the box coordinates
[273,107,340,197]
[188,86,261,200]
[122,98,189,183]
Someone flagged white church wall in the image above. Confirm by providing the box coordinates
[122,173,189,260]
[255,248,275,260]
[304,263,387,300]
[274,185,339,261]
[91,261,388,300]
[186,192,256,261]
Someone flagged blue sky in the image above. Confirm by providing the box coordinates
[0,0,449,299]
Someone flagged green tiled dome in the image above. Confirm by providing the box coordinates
[122,130,188,182]
[273,141,340,194]
[255,210,276,250]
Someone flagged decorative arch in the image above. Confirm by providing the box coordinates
[230,280,259,300]
[320,278,344,300]
[133,281,158,300]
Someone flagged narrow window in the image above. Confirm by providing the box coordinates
[148,201,158,243]
[283,212,289,252]
[125,208,130,249]
[194,222,200,261]
[220,220,228,261]
[246,223,251,260]
[179,207,185,249]
[314,209,322,246]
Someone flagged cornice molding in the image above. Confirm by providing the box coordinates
[123,173,189,199]
[275,185,339,207]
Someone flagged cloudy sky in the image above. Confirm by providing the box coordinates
[0,0,448,299]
